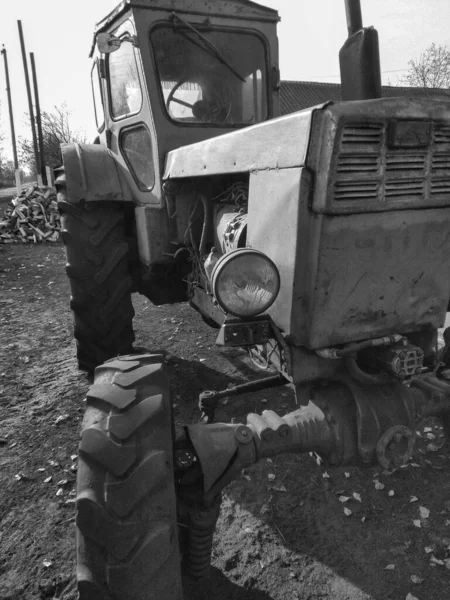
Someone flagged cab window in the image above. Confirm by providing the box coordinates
[91,60,104,130]
[150,25,268,126]
[108,25,142,119]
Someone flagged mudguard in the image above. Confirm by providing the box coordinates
[60,143,133,203]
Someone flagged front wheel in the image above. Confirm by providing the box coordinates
[76,354,183,600]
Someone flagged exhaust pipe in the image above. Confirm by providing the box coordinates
[339,0,382,100]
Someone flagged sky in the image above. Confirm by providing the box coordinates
[0,0,449,162]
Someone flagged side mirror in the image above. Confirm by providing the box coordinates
[96,32,136,54]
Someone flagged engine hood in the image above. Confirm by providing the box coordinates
[163,105,327,179]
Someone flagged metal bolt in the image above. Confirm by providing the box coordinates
[235,425,253,444]
[174,449,194,469]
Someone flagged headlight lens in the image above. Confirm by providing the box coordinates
[211,248,280,318]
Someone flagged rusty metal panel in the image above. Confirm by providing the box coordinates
[164,108,320,179]
[246,167,313,339]
[304,209,450,348]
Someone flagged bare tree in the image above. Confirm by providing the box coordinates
[402,43,450,89]
[19,102,87,172]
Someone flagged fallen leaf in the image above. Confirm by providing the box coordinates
[273,484,287,492]
[343,507,352,516]
[322,471,330,479]
[56,488,64,497]
[242,475,251,482]
[361,516,366,523]
[413,520,422,528]
[374,479,385,490]
[260,504,271,515]
[424,546,434,554]
[54,414,70,425]
[44,476,52,483]
[199,358,206,363]
[444,558,450,570]
[57,479,68,486]
[339,496,351,503]
[37,468,45,472]
[70,454,77,461]
[410,575,424,584]
[385,564,395,570]
[42,560,52,568]
[345,472,350,478]
[419,506,430,519]
[353,492,362,502]
[244,527,253,534]
[388,490,395,497]
[406,594,419,600]
[423,427,432,433]
[410,496,418,503]
[267,473,276,481]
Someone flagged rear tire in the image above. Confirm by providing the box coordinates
[56,170,135,373]
[76,354,183,600]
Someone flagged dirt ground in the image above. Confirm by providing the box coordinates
[1,243,450,600]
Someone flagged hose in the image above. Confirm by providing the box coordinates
[316,334,403,360]
[344,354,390,385]
[196,192,211,256]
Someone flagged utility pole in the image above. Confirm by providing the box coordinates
[1,45,21,193]
[30,52,47,185]
[17,20,41,185]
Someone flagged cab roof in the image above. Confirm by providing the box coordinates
[95,0,279,33]
[90,0,278,56]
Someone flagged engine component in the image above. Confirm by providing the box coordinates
[366,340,424,379]
[211,248,280,317]
[204,247,221,280]
[214,206,247,253]
[375,425,415,470]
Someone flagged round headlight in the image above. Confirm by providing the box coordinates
[211,248,280,318]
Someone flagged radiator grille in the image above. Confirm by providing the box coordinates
[334,181,378,201]
[434,124,450,146]
[385,180,424,199]
[332,120,450,207]
[432,153,450,175]
[386,153,426,174]
[341,123,383,147]
[337,155,379,173]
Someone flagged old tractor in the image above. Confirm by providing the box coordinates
[55,0,450,598]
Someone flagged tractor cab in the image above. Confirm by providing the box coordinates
[89,0,279,206]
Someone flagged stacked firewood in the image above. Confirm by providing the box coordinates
[0,186,61,244]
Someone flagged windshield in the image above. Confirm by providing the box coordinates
[150,24,268,126]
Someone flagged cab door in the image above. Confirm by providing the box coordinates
[104,18,161,207]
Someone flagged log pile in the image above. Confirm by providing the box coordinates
[0,185,61,244]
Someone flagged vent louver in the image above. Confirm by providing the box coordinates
[386,154,426,174]
[341,123,383,147]
[434,124,450,146]
[385,180,424,199]
[334,181,378,201]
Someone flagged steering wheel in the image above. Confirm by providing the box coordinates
[166,77,232,123]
